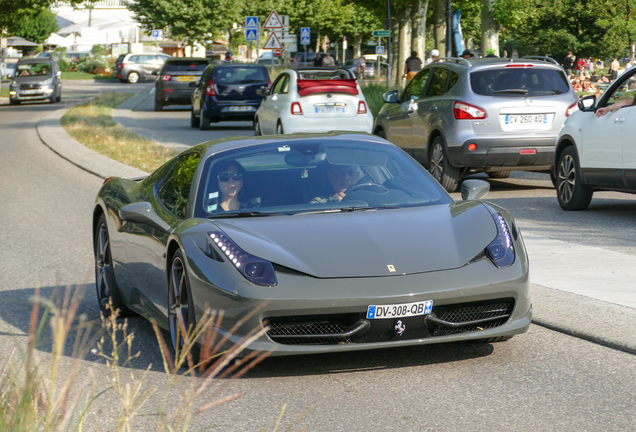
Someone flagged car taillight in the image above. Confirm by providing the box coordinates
[453,101,486,119]
[119,63,124,68]
[291,102,303,115]
[566,101,578,117]
[357,101,367,114]
[267,77,272,91]
[206,78,216,96]
[505,64,533,68]
[161,74,171,81]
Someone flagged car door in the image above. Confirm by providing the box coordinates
[260,74,288,134]
[411,67,451,161]
[193,67,212,114]
[123,152,200,317]
[385,69,431,149]
[620,95,636,188]
[579,78,632,188]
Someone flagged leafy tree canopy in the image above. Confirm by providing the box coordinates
[5,9,59,44]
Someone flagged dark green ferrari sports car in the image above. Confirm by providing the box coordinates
[93,133,531,357]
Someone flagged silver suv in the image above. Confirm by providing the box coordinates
[374,56,578,191]
[116,53,171,84]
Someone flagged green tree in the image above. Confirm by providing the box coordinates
[5,9,59,44]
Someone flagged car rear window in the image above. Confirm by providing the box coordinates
[298,69,352,80]
[164,61,209,72]
[215,67,268,83]
[470,67,570,97]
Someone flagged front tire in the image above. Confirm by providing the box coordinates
[428,136,461,192]
[556,146,593,210]
[190,109,200,128]
[94,214,132,317]
[376,129,386,139]
[168,250,200,364]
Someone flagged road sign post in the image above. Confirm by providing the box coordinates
[301,27,310,65]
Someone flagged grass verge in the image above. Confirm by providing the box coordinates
[360,82,397,118]
[61,93,177,172]
[61,71,115,80]
[0,87,9,98]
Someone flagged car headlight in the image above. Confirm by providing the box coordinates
[209,230,277,286]
[484,206,515,268]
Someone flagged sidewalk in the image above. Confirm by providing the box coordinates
[34,95,636,355]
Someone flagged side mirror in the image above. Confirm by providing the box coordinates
[382,89,399,103]
[120,202,171,232]
[578,95,596,112]
[461,179,490,201]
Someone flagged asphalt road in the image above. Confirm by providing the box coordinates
[1,81,636,431]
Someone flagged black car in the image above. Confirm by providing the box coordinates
[154,58,209,111]
[190,64,270,130]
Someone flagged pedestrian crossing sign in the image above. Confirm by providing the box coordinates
[245,16,258,29]
[246,29,257,41]
[376,46,385,55]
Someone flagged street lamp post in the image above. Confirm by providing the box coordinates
[386,0,392,86]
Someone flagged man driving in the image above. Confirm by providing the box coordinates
[310,164,360,203]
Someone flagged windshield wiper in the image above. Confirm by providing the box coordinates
[296,206,403,215]
[207,211,273,219]
[492,89,529,95]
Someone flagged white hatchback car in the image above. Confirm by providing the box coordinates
[254,67,374,135]
[555,66,636,210]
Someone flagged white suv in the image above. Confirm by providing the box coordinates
[555,66,636,210]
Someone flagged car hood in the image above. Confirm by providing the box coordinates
[213,202,496,278]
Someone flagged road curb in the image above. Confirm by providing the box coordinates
[531,283,636,355]
[36,107,148,180]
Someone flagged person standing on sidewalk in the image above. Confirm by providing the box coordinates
[402,51,422,84]
[610,56,620,81]
[323,53,335,67]
[425,49,439,66]
[356,56,366,79]
[563,51,575,79]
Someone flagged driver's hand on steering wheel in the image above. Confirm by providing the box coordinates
[332,191,346,201]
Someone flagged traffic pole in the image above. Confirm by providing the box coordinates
[386,0,392,87]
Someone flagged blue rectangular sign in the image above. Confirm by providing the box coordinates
[246,29,258,41]
[245,16,258,29]
[376,46,385,55]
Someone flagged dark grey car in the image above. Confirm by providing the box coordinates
[154,57,209,111]
[116,53,172,84]
[374,56,579,191]
[93,133,530,360]
[9,58,62,105]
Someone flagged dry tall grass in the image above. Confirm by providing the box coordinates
[0,284,307,431]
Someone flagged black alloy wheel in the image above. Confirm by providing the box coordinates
[94,214,131,317]
[168,250,200,362]
[556,146,593,210]
[428,136,461,192]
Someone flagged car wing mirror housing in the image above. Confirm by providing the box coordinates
[578,95,596,112]
[382,89,399,103]
[461,179,490,201]
[120,202,171,232]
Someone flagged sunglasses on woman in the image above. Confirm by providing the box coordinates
[217,172,243,182]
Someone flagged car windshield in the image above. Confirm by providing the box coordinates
[215,67,268,83]
[298,69,352,80]
[15,63,52,77]
[194,139,452,218]
[164,61,209,72]
[470,67,570,97]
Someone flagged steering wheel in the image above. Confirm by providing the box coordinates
[345,182,389,195]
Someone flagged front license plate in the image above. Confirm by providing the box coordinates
[505,114,547,125]
[177,76,197,82]
[229,106,254,112]
[22,89,40,94]
[367,300,433,319]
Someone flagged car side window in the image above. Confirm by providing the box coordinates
[128,55,139,63]
[158,153,201,218]
[605,75,636,106]
[271,74,285,95]
[138,55,153,64]
[425,68,450,97]
[402,69,431,101]
[273,74,288,94]
[447,71,459,92]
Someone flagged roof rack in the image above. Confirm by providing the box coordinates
[520,55,559,65]
[434,57,472,67]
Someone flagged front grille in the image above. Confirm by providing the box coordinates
[432,299,514,337]
[20,84,42,90]
[267,320,351,345]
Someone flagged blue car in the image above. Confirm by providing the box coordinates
[190,64,270,130]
